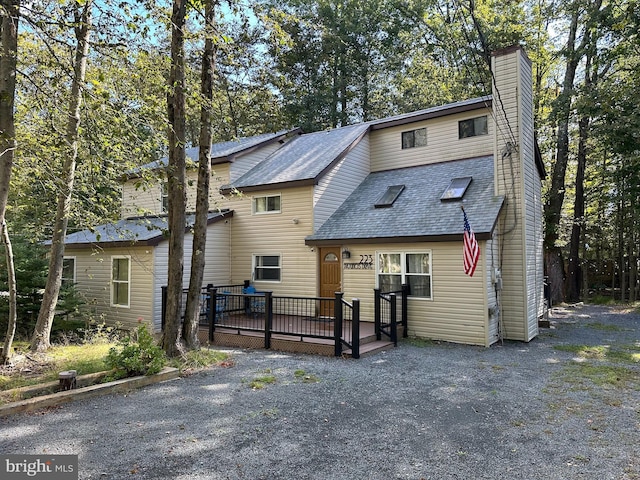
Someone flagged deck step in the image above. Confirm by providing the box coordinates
[343,340,395,358]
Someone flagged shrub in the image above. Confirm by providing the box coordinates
[106,325,165,379]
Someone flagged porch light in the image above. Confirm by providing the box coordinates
[342,249,351,259]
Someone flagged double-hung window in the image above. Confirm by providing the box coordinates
[111,256,131,307]
[253,254,281,282]
[253,194,281,214]
[377,252,432,298]
[160,181,169,213]
[62,257,76,286]
[458,116,488,139]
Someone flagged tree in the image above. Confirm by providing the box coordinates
[31,0,92,352]
[0,0,19,363]
[543,0,603,304]
[161,0,188,358]
[183,0,217,349]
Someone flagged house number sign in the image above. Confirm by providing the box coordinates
[344,255,374,270]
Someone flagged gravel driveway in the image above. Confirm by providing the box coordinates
[2,303,639,479]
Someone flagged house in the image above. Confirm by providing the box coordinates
[62,45,545,346]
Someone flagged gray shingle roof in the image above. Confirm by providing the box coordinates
[306,156,503,244]
[127,130,298,177]
[60,211,231,248]
[225,123,370,191]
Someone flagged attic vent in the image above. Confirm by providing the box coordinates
[375,185,405,208]
[441,177,472,201]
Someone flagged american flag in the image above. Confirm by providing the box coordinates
[463,209,480,277]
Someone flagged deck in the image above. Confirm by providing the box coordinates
[197,313,391,358]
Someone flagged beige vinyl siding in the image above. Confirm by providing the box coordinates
[151,220,231,330]
[314,136,370,231]
[369,109,493,172]
[230,143,284,181]
[492,48,537,342]
[519,53,544,338]
[228,186,317,297]
[121,180,163,218]
[342,242,490,346]
[186,162,233,212]
[66,246,155,331]
[122,163,232,220]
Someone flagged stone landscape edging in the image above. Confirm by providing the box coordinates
[0,367,180,417]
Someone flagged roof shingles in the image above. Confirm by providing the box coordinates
[306,156,503,243]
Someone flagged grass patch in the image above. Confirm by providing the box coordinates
[1,338,231,406]
[554,344,608,359]
[0,343,114,392]
[585,322,626,332]
[588,295,615,305]
[248,375,277,389]
[554,344,640,363]
[294,369,320,383]
[560,362,638,390]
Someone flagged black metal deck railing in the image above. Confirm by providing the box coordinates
[374,284,409,346]
[162,283,361,357]
[207,289,361,358]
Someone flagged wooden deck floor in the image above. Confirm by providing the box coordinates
[197,312,382,357]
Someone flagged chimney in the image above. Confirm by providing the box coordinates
[490,45,543,342]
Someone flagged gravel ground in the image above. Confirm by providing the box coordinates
[2,303,640,479]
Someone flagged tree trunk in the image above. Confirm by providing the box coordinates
[543,0,601,303]
[183,0,216,349]
[0,0,19,364]
[617,189,626,302]
[545,249,565,305]
[162,0,187,358]
[567,107,590,301]
[1,221,16,363]
[31,1,92,352]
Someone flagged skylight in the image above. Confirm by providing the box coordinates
[441,177,472,201]
[375,185,405,208]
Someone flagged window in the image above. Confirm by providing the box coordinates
[377,252,431,298]
[111,256,131,307]
[459,116,488,139]
[401,127,427,149]
[375,185,405,208]
[441,177,472,201]
[161,181,168,213]
[62,257,76,286]
[253,194,281,214]
[324,253,338,262]
[253,255,281,282]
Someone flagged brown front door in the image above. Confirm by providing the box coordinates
[320,247,341,317]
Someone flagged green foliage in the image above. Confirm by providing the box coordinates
[0,238,86,338]
[106,325,165,379]
[246,369,277,389]
[0,342,114,395]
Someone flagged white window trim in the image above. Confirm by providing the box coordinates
[252,253,282,283]
[252,194,282,215]
[160,181,169,213]
[111,255,131,308]
[62,256,76,285]
[376,250,433,300]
